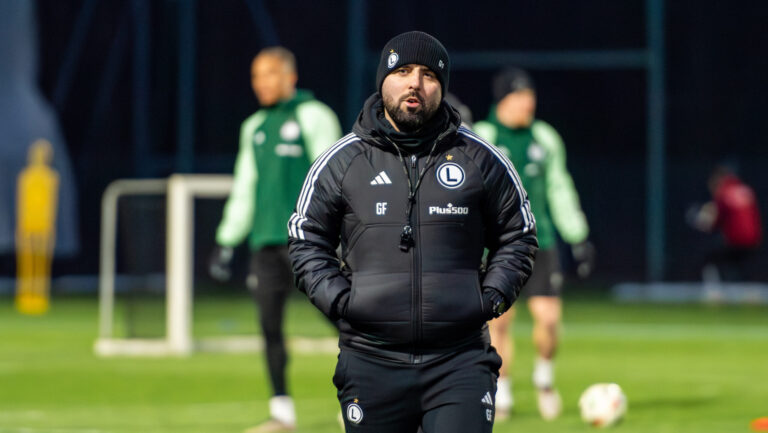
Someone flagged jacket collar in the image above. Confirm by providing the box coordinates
[352,93,461,155]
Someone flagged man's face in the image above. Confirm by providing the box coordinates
[251,54,297,106]
[496,89,536,128]
[381,64,442,132]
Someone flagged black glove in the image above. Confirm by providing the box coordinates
[482,287,509,319]
[571,240,596,279]
[208,246,234,282]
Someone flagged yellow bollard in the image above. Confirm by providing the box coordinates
[15,139,59,315]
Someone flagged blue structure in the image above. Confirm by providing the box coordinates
[0,0,79,256]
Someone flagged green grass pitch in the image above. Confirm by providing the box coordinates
[1,292,766,432]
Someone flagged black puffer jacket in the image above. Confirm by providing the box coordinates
[288,94,537,363]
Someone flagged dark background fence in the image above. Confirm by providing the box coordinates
[2,0,766,284]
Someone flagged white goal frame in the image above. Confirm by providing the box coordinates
[95,174,235,357]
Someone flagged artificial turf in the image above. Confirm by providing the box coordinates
[0,293,766,432]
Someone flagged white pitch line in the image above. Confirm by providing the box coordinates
[194,336,338,354]
[0,428,106,433]
[559,322,768,341]
[0,362,21,374]
[0,411,45,421]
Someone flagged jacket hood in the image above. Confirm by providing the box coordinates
[263,89,314,110]
[484,103,534,132]
[352,93,462,154]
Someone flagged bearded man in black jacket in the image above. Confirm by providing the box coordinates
[287,31,537,432]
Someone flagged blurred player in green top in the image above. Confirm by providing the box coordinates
[474,68,594,421]
[209,46,341,433]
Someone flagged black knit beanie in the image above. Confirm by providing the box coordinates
[376,31,450,98]
[493,67,535,103]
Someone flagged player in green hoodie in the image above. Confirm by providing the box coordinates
[209,47,341,433]
[474,68,594,421]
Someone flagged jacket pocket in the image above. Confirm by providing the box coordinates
[420,270,486,325]
[345,272,412,344]
[346,272,412,323]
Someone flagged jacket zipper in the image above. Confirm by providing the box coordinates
[410,154,422,364]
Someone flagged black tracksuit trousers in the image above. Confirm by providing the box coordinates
[334,345,501,432]
[249,245,293,397]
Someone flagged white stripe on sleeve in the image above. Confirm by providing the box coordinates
[288,133,359,240]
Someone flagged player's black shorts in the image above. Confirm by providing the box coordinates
[523,247,563,297]
[247,245,293,296]
[334,345,501,433]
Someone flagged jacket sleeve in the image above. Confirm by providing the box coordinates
[534,120,589,244]
[215,112,265,247]
[296,100,343,161]
[480,144,538,304]
[287,144,350,319]
[472,121,498,145]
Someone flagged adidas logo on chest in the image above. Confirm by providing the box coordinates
[370,171,392,185]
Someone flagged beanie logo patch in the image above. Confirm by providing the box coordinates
[387,51,399,69]
[438,60,445,70]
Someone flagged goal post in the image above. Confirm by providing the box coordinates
[166,174,234,355]
[97,177,168,355]
[95,174,233,357]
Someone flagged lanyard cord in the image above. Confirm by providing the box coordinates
[384,134,445,251]
[393,140,438,218]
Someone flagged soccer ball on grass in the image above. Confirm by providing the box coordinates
[578,383,627,428]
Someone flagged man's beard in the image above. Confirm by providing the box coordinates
[383,92,440,132]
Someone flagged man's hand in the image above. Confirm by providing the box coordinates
[685,201,717,232]
[208,246,234,282]
[571,240,596,279]
[483,287,509,319]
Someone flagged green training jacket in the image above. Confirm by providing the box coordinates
[474,110,588,249]
[216,90,342,251]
